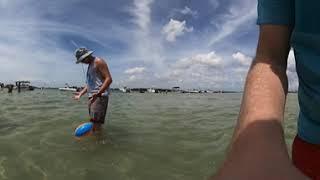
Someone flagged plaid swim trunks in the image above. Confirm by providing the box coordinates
[88,96,109,124]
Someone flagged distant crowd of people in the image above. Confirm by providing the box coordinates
[0,83,14,93]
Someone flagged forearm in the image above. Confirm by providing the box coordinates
[213,25,307,179]
[235,59,288,139]
[79,86,87,96]
[214,60,296,179]
[98,78,112,95]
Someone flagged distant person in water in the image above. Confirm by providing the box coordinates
[73,47,113,132]
[6,84,14,93]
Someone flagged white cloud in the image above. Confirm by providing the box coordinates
[128,0,165,70]
[0,0,135,87]
[130,0,154,32]
[162,19,193,42]
[287,50,296,73]
[125,67,146,74]
[152,51,227,89]
[129,75,137,81]
[232,52,252,66]
[179,6,198,17]
[208,0,257,46]
[0,0,263,90]
[287,50,298,91]
[169,6,198,20]
[175,51,223,69]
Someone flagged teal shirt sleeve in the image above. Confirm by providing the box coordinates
[257,0,295,26]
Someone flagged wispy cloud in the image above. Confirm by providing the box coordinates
[175,51,223,69]
[0,0,132,86]
[128,0,164,64]
[180,6,198,17]
[125,67,146,74]
[0,0,297,90]
[162,19,193,42]
[150,51,227,89]
[170,6,198,18]
[130,0,154,33]
[208,0,257,46]
[232,52,252,66]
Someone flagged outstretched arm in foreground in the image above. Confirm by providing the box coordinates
[213,25,308,180]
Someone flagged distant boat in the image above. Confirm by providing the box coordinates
[147,88,158,93]
[15,81,35,91]
[59,87,77,92]
[189,90,200,93]
[182,89,200,93]
[119,87,131,93]
[59,83,80,92]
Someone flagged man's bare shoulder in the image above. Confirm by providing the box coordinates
[94,57,107,66]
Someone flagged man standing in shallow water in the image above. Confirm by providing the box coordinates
[73,47,113,132]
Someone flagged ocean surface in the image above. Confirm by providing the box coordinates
[0,90,299,180]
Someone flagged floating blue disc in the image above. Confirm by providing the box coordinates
[74,122,93,137]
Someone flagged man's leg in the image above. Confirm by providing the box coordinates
[89,96,109,132]
[92,123,102,132]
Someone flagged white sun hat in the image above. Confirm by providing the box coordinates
[74,47,94,64]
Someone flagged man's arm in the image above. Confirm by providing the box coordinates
[78,85,88,96]
[213,25,307,179]
[96,58,113,96]
[73,85,87,100]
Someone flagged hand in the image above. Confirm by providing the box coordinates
[89,92,101,105]
[73,93,81,100]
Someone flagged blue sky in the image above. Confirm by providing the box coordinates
[0,0,298,90]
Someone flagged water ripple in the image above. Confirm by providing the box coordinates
[0,90,299,179]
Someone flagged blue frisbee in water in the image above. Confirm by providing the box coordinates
[74,122,93,137]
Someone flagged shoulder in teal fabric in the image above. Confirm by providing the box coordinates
[257,0,295,26]
[258,0,320,144]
